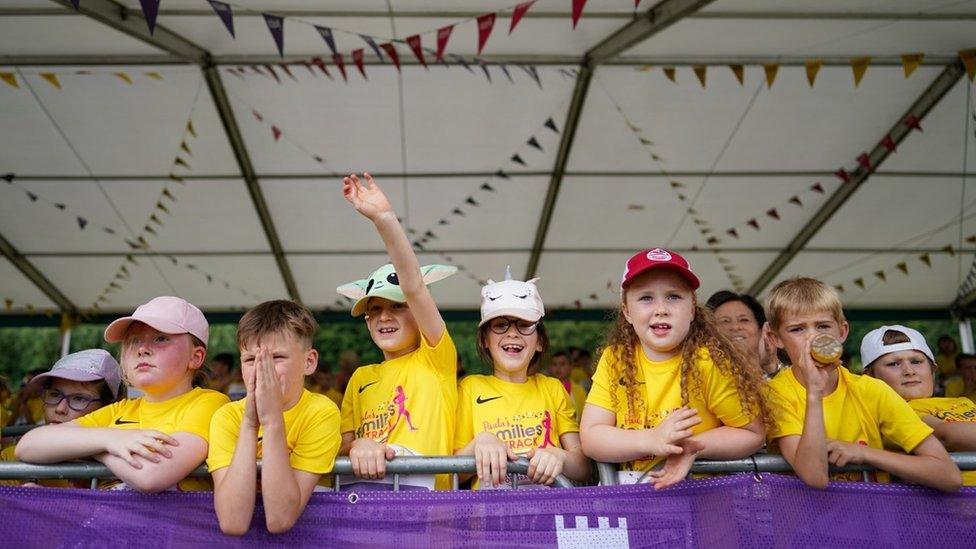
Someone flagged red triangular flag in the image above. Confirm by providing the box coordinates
[834,168,851,183]
[510,1,537,34]
[904,114,923,132]
[436,25,453,62]
[572,0,587,29]
[380,43,401,71]
[727,228,739,239]
[476,13,496,55]
[278,63,296,81]
[766,208,780,220]
[405,35,427,68]
[312,57,332,79]
[881,134,897,152]
[747,219,760,230]
[271,125,282,141]
[811,182,825,194]
[857,153,871,170]
[332,53,347,82]
[264,64,281,84]
[352,49,367,79]
[789,195,803,207]
[252,109,263,121]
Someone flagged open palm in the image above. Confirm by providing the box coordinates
[343,172,393,221]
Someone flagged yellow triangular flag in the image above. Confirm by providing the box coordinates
[805,60,822,88]
[901,53,924,78]
[180,141,192,156]
[896,262,908,275]
[729,65,744,86]
[0,72,19,89]
[960,49,976,81]
[693,66,707,88]
[638,65,653,72]
[663,67,676,83]
[874,270,887,282]
[763,64,779,89]
[187,120,197,138]
[943,244,957,257]
[851,57,871,87]
[145,71,164,81]
[113,72,133,85]
[853,277,865,289]
[40,72,61,90]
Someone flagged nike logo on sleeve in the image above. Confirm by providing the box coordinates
[476,395,502,404]
[114,418,139,425]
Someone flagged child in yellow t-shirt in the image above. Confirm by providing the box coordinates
[861,325,976,486]
[16,296,229,493]
[208,300,340,535]
[547,350,588,420]
[455,272,589,489]
[764,278,959,491]
[1,349,124,488]
[336,173,458,490]
[581,248,769,488]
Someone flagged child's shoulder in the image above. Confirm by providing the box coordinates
[458,374,493,390]
[300,390,341,416]
[189,387,232,405]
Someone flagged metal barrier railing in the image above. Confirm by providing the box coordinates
[0,456,575,490]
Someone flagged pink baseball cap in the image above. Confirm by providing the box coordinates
[29,349,123,399]
[104,296,209,347]
[621,248,700,290]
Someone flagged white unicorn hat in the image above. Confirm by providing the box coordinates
[479,266,545,326]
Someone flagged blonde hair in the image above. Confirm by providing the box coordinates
[765,277,845,330]
[237,299,318,350]
[602,291,772,431]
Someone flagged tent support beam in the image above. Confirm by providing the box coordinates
[525,0,718,279]
[746,61,966,297]
[0,232,77,314]
[50,0,301,302]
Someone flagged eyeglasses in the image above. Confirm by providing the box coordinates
[488,318,539,336]
[41,389,102,412]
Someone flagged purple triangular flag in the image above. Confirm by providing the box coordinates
[70,0,80,9]
[477,59,491,83]
[544,117,559,133]
[499,64,513,83]
[527,137,542,151]
[452,54,474,73]
[139,0,160,35]
[26,191,38,202]
[315,26,338,55]
[360,35,383,60]
[511,154,526,166]
[1,173,13,183]
[263,13,285,57]
[77,216,88,230]
[520,65,542,89]
[207,1,235,38]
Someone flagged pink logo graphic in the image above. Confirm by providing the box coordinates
[388,385,419,432]
[538,410,554,449]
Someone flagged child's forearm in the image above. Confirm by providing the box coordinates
[96,432,207,493]
[562,448,591,482]
[580,424,654,463]
[214,426,259,536]
[371,213,424,296]
[691,423,764,460]
[862,445,961,492]
[929,420,976,452]
[792,397,830,488]
[259,420,304,534]
[16,424,108,463]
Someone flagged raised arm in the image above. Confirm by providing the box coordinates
[343,173,446,345]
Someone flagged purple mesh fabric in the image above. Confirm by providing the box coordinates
[1,474,975,548]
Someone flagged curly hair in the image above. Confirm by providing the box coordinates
[602,297,773,431]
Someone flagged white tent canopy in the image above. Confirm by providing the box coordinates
[1,0,974,322]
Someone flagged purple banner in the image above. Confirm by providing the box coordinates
[207,0,234,38]
[2,475,975,547]
[262,13,285,57]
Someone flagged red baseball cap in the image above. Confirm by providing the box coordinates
[621,248,700,290]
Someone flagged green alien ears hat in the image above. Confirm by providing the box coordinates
[336,263,457,316]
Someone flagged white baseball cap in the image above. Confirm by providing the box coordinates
[860,325,935,368]
[479,267,545,326]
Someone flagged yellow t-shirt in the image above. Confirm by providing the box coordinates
[455,374,578,489]
[27,397,44,424]
[340,331,457,490]
[586,346,753,472]
[767,366,933,482]
[569,366,590,389]
[908,397,976,486]
[207,389,341,488]
[937,352,959,378]
[76,387,229,491]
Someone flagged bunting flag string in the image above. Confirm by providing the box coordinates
[0,69,170,91]
[597,79,745,291]
[203,0,571,85]
[634,50,973,89]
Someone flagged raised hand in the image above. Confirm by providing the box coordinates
[342,172,394,222]
[242,347,259,429]
[103,429,179,469]
[645,407,702,457]
[796,335,834,398]
[473,432,518,488]
[646,439,705,490]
